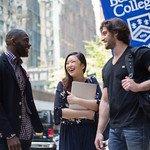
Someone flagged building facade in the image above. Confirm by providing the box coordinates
[59,0,96,57]
[0,0,41,67]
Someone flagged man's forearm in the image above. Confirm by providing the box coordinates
[138,79,150,92]
[97,99,110,134]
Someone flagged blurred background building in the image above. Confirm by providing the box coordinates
[0,0,103,92]
[59,0,96,57]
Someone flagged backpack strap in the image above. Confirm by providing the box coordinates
[125,46,147,79]
[125,50,135,79]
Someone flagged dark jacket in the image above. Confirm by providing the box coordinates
[0,53,43,138]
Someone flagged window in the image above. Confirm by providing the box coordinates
[0,20,4,29]
[0,6,3,15]
[0,36,3,46]
[17,6,22,14]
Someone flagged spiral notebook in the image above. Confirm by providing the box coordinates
[70,81,97,110]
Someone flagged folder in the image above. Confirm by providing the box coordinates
[69,81,97,110]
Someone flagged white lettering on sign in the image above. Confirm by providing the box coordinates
[110,0,150,17]
[110,0,128,7]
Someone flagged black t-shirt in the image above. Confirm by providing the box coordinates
[102,46,150,128]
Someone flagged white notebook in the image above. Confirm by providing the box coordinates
[69,81,97,110]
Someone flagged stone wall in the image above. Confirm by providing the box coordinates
[32,89,55,102]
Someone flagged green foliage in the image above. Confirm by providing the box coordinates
[84,37,111,79]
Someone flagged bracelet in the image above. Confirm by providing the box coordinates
[6,134,16,140]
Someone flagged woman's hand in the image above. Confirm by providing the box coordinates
[86,110,95,120]
[67,91,98,111]
[67,91,79,104]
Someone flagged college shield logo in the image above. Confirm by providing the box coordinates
[127,13,150,43]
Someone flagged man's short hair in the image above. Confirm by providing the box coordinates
[100,18,131,45]
[5,29,26,45]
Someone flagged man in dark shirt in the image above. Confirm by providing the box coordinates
[0,29,43,150]
[95,18,150,150]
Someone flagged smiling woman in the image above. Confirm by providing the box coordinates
[54,52,103,150]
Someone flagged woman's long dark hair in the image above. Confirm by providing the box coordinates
[62,52,87,91]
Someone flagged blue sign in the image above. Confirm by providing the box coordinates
[100,0,150,47]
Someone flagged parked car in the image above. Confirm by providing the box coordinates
[31,110,56,150]
[53,133,60,150]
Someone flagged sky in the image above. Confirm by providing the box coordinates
[92,0,101,35]
[91,0,104,35]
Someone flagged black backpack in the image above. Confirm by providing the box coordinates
[125,46,150,119]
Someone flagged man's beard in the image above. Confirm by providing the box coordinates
[15,42,27,57]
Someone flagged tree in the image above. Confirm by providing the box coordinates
[84,37,111,80]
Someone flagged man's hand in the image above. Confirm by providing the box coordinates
[122,76,140,92]
[95,132,105,150]
[7,136,21,150]
[34,132,43,136]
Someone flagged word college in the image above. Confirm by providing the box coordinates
[101,0,150,47]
